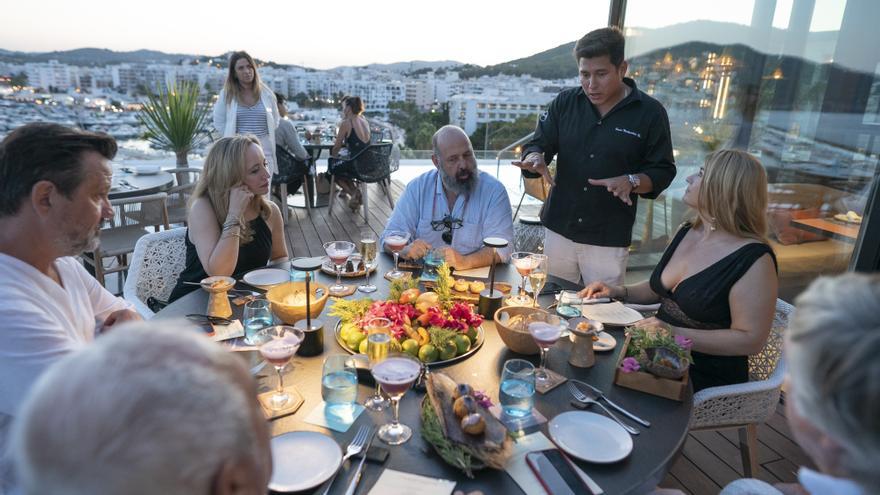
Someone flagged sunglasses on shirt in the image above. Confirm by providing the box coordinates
[431,215,463,244]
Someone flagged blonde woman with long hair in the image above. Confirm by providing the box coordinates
[212,51,281,176]
[169,135,288,302]
[579,150,778,391]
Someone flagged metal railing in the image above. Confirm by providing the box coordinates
[495,132,534,178]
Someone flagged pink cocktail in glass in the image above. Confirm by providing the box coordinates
[526,314,566,384]
[256,326,304,410]
[371,355,422,445]
[383,231,411,280]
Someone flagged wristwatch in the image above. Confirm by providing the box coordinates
[626,174,641,189]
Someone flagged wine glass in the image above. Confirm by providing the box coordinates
[242,299,273,345]
[323,241,355,295]
[364,317,391,411]
[526,313,566,385]
[358,232,378,293]
[509,251,536,306]
[255,326,304,410]
[383,230,411,279]
[528,254,548,308]
[370,353,422,445]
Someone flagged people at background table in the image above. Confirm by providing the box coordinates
[213,51,281,178]
[273,91,310,196]
[328,95,370,211]
[513,26,675,286]
[656,273,880,495]
[0,123,141,490]
[579,150,777,392]
[10,323,272,495]
[168,135,288,302]
[381,125,514,270]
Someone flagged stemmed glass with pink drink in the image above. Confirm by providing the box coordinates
[324,241,355,295]
[383,231,411,280]
[525,313,566,385]
[508,251,536,306]
[254,326,305,410]
[370,354,422,445]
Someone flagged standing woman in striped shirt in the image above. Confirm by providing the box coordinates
[213,51,281,179]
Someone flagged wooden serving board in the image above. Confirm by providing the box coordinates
[423,279,512,303]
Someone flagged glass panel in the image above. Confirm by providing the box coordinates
[624,0,879,300]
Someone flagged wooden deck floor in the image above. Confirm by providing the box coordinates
[285,180,812,495]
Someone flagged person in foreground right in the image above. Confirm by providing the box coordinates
[579,150,778,391]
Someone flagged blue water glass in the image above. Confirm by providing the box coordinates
[556,290,582,319]
[321,355,358,416]
[422,248,444,280]
[499,359,536,418]
[243,299,273,345]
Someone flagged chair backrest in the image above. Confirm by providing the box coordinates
[352,143,394,183]
[165,167,201,211]
[110,192,170,231]
[274,145,309,184]
[748,298,793,381]
[123,227,188,318]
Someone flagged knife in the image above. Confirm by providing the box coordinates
[343,428,375,495]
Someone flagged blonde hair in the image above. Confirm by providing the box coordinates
[692,149,769,242]
[224,51,262,105]
[191,135,271,243]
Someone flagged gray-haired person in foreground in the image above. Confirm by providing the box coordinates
[10,324,271,495]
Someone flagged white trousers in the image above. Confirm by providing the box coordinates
[543,229,628,286]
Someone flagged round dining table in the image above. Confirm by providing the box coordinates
[155,255,692,495]
[109,164,175,200]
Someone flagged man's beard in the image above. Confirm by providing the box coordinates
[440,167,479,196]
[60,223,103,256]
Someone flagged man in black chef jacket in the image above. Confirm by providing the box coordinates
[513,26,675,286]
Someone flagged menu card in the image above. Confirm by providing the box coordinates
[580,301,644,326]
[367,469,456,495]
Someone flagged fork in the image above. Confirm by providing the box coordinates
[320,425,370,495]
[567,382,640,435]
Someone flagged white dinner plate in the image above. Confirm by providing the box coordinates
[133,164,161,175]
[269,431,342,492]
[548,411,633,463]
[243,268,289,288]
[593,331,617,351]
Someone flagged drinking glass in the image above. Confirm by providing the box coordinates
[528,254,549,308]
[509,251,536,306]
[321,355,358,417]
[243,299,273,345]
[255,326,304,410]
[526,312,566,384]
[358,233,378,293]
[364,317,392,411]
[499,359,536,418]
[323,241,355,294]
[384,230,411,279]
[370,354,422,445]
[422,248,445,280]
[556,290,582,318]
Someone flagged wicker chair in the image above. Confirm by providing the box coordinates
[123,227,188,318]
[272,145,311,222]
[83,192,169,291]
[164,167,201,226]
[328,143,395,222]
[689,298,793,477]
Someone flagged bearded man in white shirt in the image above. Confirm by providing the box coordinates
[0,123,141,488]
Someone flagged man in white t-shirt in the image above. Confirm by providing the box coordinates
[0,123,141,489]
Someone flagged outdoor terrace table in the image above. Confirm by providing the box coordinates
[155,255,692,494]
[109,164,175,200]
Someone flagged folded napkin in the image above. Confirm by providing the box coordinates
[504,432,604,494]
[453,266,491,278]
[303,401,366,433]
[210,320,244,342]
[367,469,456,495]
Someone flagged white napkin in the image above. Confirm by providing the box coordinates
[303,401,366,433]
[453,266,491,278]
[210,320,244,342]
[580,301,644,326]
[367,469,456,495]
[505,432,604,495]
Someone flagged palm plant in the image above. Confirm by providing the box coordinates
[137,81,211,165]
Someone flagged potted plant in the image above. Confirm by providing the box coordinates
[137,81,211,166]
[614,326,693,401]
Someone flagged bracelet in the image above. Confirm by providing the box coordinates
[222,221,240,231]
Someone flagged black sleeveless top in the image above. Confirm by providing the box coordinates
[168,215,273,302]
[650,223,777,392]
[345,125,369,155]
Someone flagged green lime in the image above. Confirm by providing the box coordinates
[339,322,358,340]
[466,327,478,343]
[345,331,366,351]
[418,344,439,363]
[402,339,420,357]
[358,338,369,354]
[438,341,457,361]
[453,334,471,355]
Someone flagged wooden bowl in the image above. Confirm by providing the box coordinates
[265,281,329,324]
[493,306,548,355]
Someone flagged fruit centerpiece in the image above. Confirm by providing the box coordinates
[330,263,485,365]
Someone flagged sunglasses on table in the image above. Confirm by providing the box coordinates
[431,215,463,244]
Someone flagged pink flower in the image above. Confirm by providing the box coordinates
[674,335,693,351]
[472,389,493,408]
[620,357,641,374]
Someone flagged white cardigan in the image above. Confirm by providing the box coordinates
[213,83,281,173]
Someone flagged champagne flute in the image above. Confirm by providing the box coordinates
[324,240,355,295]
[526,313,565,385]
[528,254,548,308]
[384,230,411,279]
[364,317,391,411]
[509,251,536,306]
[370,354,422,445]
[358,233,378,293]
[255,326,304,410]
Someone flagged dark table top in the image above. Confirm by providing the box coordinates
[155,255,692,495]
[110,164,175,200]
